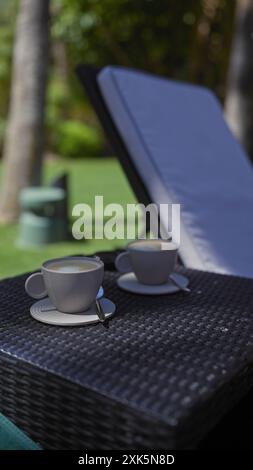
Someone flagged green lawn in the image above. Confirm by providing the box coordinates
[0,157,136,279]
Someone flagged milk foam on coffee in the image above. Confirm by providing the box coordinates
[130,240,178,251]
[47,259,98,273]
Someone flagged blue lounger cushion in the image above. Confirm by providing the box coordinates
[98,66,253,278]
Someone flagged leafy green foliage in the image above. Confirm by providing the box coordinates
[52,0,236,98]
[0,0,18,151]
[0,0,237,158]
[55,120,103,158]
[0,0,18,109]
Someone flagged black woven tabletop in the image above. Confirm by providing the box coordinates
[0,255,253,449]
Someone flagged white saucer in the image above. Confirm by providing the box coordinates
[30,297,116,326]
[117,272,189,295]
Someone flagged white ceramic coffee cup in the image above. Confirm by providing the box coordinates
[115,240,178,285]
[25,256,104,313]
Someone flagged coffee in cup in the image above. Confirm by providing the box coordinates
[47,259,99,273]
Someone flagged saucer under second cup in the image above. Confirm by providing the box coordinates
[117,272,189,295]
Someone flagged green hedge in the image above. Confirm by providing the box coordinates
[54,120,103,158]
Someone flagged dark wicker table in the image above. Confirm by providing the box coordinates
[0,254,253,449]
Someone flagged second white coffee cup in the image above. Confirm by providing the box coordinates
[115,240,178,285]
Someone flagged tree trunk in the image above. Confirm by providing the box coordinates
[0,0,50,223]
[224,0,253,159]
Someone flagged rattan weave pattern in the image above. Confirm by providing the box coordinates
[0,266,253,449]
